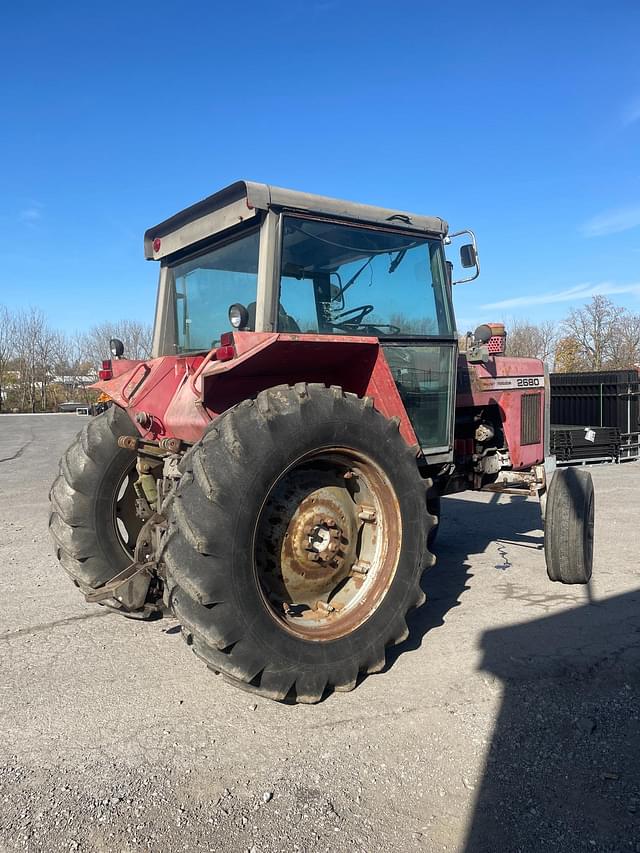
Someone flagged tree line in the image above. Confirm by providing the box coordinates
[504,296,640,373]
[0,295,638,414]
[0,305,151,413]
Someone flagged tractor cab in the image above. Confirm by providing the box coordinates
[147,180,476,459]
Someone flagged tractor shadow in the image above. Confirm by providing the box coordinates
[386,491,542,668]
[386,494,640,850]
[463,586,640,851]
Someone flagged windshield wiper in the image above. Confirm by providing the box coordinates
[335,255,374,300]
[388,248,407,274]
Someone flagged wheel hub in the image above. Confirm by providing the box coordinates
[277,485,357,607]
[304,514,341,557]
[254,451,401,640]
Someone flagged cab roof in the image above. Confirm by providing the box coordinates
[144,180,448,261]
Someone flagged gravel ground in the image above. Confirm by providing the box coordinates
[1,414,639,853]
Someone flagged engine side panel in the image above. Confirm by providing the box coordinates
[456,354,545,470]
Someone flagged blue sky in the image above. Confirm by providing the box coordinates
[1,0,639,335]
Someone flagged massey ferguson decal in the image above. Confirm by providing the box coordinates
[477,376,545,391]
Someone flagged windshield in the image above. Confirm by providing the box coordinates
[278,217,454,337]
[167,229,259,352]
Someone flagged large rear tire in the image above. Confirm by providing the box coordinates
[163,384,434,703]
[544,467,594,584]
[49,406,144,594]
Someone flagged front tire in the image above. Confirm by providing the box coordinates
[163,384,434,703]
[49,406,144,593]
[544,468,594,584]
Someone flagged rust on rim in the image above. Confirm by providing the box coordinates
[254,448,402,641]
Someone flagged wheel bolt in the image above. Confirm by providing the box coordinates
[358,508,376,523]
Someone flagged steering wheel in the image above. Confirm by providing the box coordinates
[332,304,374,330]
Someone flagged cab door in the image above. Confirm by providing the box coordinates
[383,341,457,457]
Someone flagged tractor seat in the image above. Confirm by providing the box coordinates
[246,302,301,334]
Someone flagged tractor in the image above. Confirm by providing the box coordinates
[49,181,594,703]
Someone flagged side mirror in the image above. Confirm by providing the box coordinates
[448,229,480,285]
[110,338,124,358]
[460,243,477,269]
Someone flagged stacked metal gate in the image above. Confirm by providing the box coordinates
[549,369,640,464]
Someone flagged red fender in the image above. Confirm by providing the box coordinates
[93,332,419,449]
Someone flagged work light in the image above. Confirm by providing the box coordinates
[228,303,249,330]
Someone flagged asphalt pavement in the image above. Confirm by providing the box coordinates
[1,414,639,853]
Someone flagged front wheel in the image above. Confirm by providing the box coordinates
[163,384,434,703]
[49,406,147,603]
[544,468,594,584]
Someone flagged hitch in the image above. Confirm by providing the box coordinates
[84,513,168,615]
[84,561,153,611]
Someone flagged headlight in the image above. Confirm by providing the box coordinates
[228,303,249,330]
[110,338,124,358]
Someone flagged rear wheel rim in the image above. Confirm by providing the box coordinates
[254,448,402,641]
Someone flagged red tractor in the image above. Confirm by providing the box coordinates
[49,182,594,703]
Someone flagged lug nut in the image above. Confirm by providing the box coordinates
[358,508,376,523]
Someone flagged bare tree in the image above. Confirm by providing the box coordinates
[7,308,63,412]
[13,308,43,412]
[81,320,152,366]
[0,305,16,413]
[563,295,625,371]
[387,313,437,335]
[34,319,59,411]
[505,319,558,364]
[0,308,152,412]
[47,331,86,408]
[609,311,640,369]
